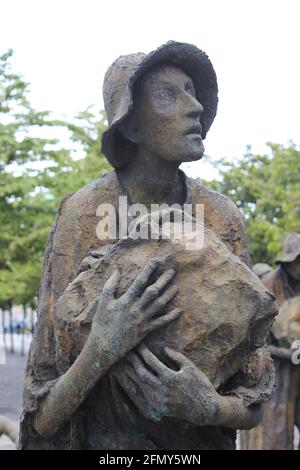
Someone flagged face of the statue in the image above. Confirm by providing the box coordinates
[121,63,205,162]
[283,256,300,281]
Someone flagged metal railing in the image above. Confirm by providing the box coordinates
[0,307,36,361]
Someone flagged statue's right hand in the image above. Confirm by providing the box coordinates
[90,258,181,362]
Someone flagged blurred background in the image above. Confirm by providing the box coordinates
[0,0,299,450]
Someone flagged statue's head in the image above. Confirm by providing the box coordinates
[101,41,218,170]
[283,256,300,281]
[118,62,205,163]
[276,233,300,281]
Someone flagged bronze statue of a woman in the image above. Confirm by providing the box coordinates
[20,41,277,450]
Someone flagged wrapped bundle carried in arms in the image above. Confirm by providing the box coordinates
[56,210,278,407]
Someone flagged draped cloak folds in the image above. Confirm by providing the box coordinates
[19,170,276,450]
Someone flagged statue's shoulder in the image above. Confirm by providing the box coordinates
[186,175,251,267]
[52,170,117,244]
[187,176,246,227]
[54,170,120,230]
[63,170,118,213]
[48,171,119,297]
[263,268,279,284]
[263,268,285,302]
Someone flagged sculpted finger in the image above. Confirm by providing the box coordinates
[113,367,156,417]
[113,366,142,398]
[127,352,160,386]
[147,308,182,331]
[127,258,159,299]
[122,365,163,422]
[124,363,143,386]
[101,269,121,300]
[124,364,155,394]
[137,343,173,378]
[164,346,192,368]
[138,269,176,307]
[144,285,178,318]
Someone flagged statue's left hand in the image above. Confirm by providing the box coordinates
[113,342,220,425]
[113,343,263,429]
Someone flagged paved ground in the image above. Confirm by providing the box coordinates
[0,352,27,450]
[0,434,16,450]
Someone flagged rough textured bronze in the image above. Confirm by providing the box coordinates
[102,41,218,169]
[241,265,300,450]
[272,296,300,348]
[20,172,276,449]
[57,218,276,390]
[20,42,277,450]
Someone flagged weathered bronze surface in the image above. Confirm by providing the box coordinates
[20,42,277,450]
[241,234,300,450]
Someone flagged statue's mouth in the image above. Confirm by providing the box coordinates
[185,123,202,136]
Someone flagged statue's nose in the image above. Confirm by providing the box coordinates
[186,96,204,120]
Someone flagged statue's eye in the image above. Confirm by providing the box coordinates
[185,82,196,97]
[154,86,177,101]
[164,86,177,99]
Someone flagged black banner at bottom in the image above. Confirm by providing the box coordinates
[0,450,298,468]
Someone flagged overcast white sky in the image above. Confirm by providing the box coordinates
[1,0,299,179]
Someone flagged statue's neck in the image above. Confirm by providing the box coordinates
[282,267,300,294]
[116,150,186,207]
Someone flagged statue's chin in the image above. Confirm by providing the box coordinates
[185,142,205,162]
[172,146,205,163]
[180,152,205,163]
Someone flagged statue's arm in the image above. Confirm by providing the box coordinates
[269,344,293,361]
[113,343,264,430]
[32,325,113,437]
[32,262,181,438]
[226,198,252,269]
[213,396,263,429]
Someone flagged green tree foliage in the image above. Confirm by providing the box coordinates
[0,50,110,308]
[39,107,110,201]
[201,144,300,265]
